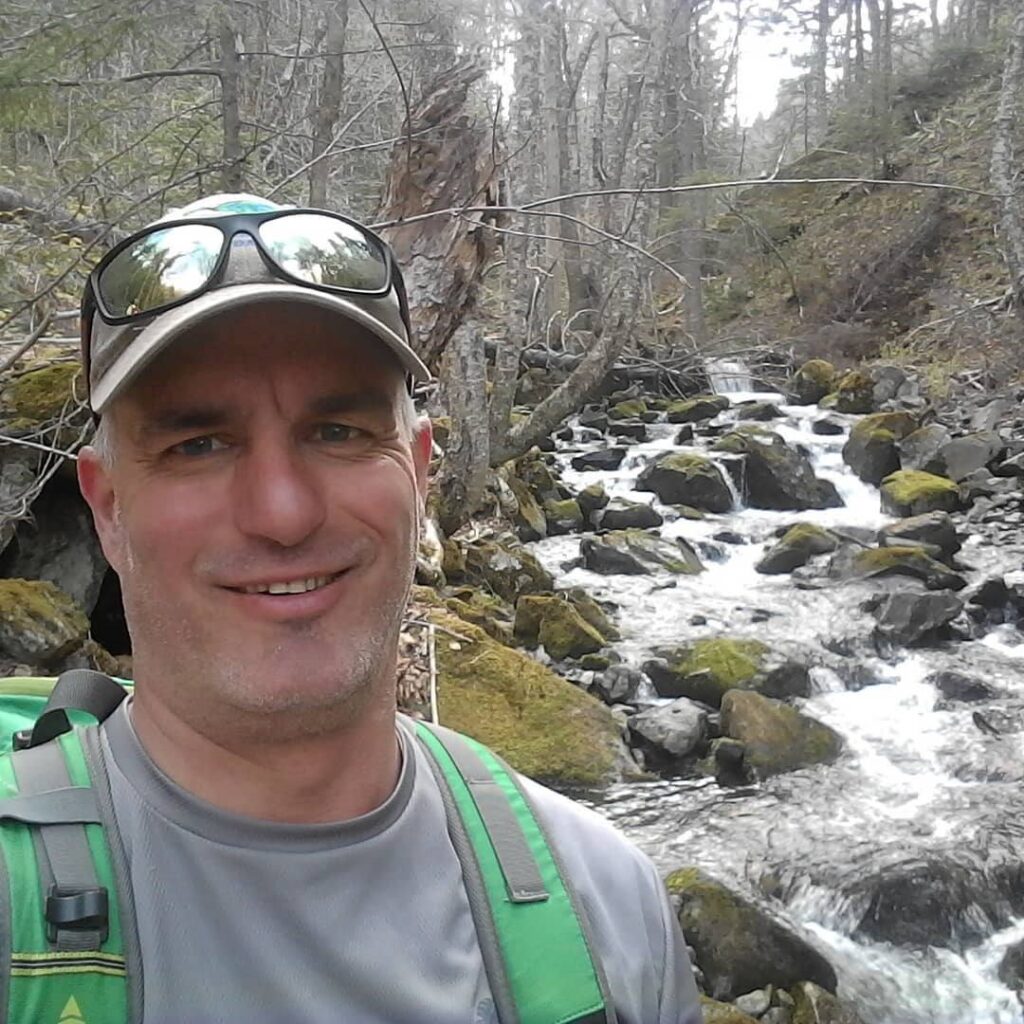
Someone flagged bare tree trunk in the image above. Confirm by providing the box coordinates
[930,0,941,44]
[219,18,243,191]
[813,0,830,140]
[990,5,1024,317]
[308,0,349,207]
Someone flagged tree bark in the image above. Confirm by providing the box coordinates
[219,18,244,191]
[308,0,349,207]
[813,0,830,140]
[990,5,1024,316]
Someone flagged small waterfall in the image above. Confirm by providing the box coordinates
[705,357,753,394]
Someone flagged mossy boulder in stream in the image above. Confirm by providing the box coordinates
[506,475,547,542]
[830,544,966,591]
[444,588,514,645]
[699,997,759,1024]
[842,412,919,485]
[431,611,624,787]
[513,595,605,660]
[1,362,82,431]
[542,497,584,535]
[608,397,648,420]
[756,523,840,574]
[580,530,704,576]
[790,359,837,405]
[880,470,961,517]
[664,394,730,423]
[720,690,843,776]
[666,866,838,1001]
[461,538,555,602]
[834,369,876,413]
[636,452,733,513]
[0,579,89,664]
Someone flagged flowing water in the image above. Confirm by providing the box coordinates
[529,378,1024,1023]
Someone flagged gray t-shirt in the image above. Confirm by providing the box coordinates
[99,700,701,1024]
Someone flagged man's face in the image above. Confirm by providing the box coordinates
[78,304,431,736]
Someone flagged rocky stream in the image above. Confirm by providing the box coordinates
[520,362,1024,1024]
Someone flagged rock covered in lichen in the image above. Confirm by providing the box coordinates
[790,359,837,405]
[880,469,961,517]
[0,578,89,664]
[841,411,918,484]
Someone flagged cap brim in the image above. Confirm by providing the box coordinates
[90,283,431,414]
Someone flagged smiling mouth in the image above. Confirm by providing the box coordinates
[232,573,342,596]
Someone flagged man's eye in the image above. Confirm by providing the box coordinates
[317,423,363,443]
[171,436,226,457]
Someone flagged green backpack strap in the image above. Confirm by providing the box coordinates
[413,719,617,1024]
[0,673,135,1024]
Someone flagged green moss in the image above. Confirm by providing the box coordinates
[664,395,730,423]
[680,638,767,687]
[444,588,513,645]
[699,997,761,1024]
[818,392,840,410]
[3,363,81,427]
[0,579,88,663]
[609,398,647,420]
[543,498,583,525]
[441,539,466,579]
[579,653,611,671]
[432,610,621,787]
[835,370,875,413]
[670,505,707,520]
[564,587,620,641]
[539,606,604,661]
[853,544,930,572]
[782,523,836,546]
[798,359,836,388]
[880,469,959,515]
[714,427,778,455]
[849,411,918,445]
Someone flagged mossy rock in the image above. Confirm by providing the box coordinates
[721,690,843,776]
[513,594,605,660]
[512,451,562,503]
[609,398,648,420]
[577,482,609,516]
[834,370,876,414]
[579,653,611,671]
[646,638,767,707]
[581,530,705,576]
[542,498,584,535]
[507,476,547,542]
[818,391,840,410]
[664,394,730,424]
[1,363,83,432]
[699,996,760,1024]
[838,544,966,590]
[842,411,919,485]
[444,587,514,645]
[431,610,623,787]
[757,523,840,575]
[636,453,733,513]
[462,538,555,603]
[791,359,837,405]
[880,470,961,517]
[667,866,838,1001]
[564,587,620,641]
[790,981,865,1024]
[0,579,89,664]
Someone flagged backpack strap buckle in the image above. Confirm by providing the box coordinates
[45,883,109,945]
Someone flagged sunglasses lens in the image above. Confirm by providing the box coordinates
[98,224,224,317]
[258,214,388,292]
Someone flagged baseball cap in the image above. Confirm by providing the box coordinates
[83,194,430,414]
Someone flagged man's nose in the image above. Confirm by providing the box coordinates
[232,438,326,548]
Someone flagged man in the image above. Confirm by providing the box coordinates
[68,193,702,1022]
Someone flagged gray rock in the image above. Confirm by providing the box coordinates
[711,738,755,787]
[992,451,1024,478]
[998,937,1024,989]
[674,424,695,444]
[628,699,708,764]
[636,452,734,513]
[926,670,996,703]
[606,420,648,441]
[592,664,643,705]
[879,511,960,563]
[577,409,608,431]
[872,590,964,646]
[811,416,845,436]
[580,531,704,576]
[898,423,953,475]
[940,431,1006,482]
[595,500,663,531]
[971,397,1013,432]
[842,412,918,485]
[757,524,840,575]
[570,448,626,472]
[734,989,772,1018]
[576,483,609,516]
[736,401,783,422]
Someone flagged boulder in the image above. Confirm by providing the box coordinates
[735,401,783,421]
[636,453,734,513]
[998,938,1024,990]
[790,359,837,405]
[512,595,605,660]
[756,524,840,575]
[431,610,627,787]
[872,590,964,646]
[570,449,627,472]
[871,364,916,407]
[834,370,875,414]
[841,412,918,485]
[513,451,563,502]
[829,545,966,591]
[506,476,547,542]
[562,587,620,641]
[608,398,648,420]
[699,998,760,1024]
[674,424,695,444]
[879,471,960,517]
[580,531,705,576]
[606,420,648,441]
[897,423,953,475]
[592,664,642,705]
[811,416,845,436]
[720,690,843,776]
[627,699,708,767]
[0,579,89,665]
[577,408,609,431]
[542,498,584,536]
[577,482,609,516]
[595,500,663,531]
[443,588,514,645]
[940,431,1006,482]
[926,670,996,703]
[462,539,555,603]
[665,394,730,423]
[667,867,838,1001]
[715,431,842,511]
[878,511,960,563]
[644,638,810,706]
[993,451,1024,478]
[791,982,865,1024]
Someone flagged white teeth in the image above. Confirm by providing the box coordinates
[242,575,333,596]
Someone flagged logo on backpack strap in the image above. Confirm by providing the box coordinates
[58,996,85,1023]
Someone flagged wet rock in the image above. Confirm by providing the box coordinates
[667,866,838,1000]
[879,470,961,517]
[594,500,663,531]
[940,431,1006,482]
[608,397,648,420]
[720,690,843,776]
[968,576,1014,612]
[998,938,1024,990]
[627,699,708,767]
[841,412,918,484]
[636,452,734,513]
[993,451,1024,477]
[577,482,609,516]
[834,370,876,414]
[577,408,608,431]
[592,664,642,704]
[790,981,865,1024]
[926,670,996,703]
[790,359,837,405]
[580,530,705,576]
[878,511,960,563]
[736,401,783,421]
[713,530,746,545]
[514,595,604,661]
[757,524,840,575]
[542,497,584,536]
[715,430,842,511]
[665,394,730,423]
[872,590,964,646]
[461,538,555,603]
[811,416,845,436]
[0,579,89,665]
[675,424,695,444]
[506,476,547,542]
[606,420,648,441]
[711,737,756,787]
[829,544,966,590]
[570,448,627,472]
[897,423,953,475]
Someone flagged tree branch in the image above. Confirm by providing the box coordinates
[0,187,115,246]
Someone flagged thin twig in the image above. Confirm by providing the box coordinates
[0,433,80,461]
[0,313,54,376]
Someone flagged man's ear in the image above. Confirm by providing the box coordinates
[77,446,127,572]
[411,416,433,500]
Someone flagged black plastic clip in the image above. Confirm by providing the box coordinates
[45,884,109,944]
